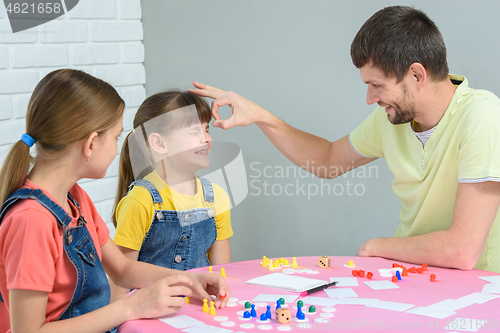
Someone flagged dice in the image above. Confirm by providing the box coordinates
[275,308,291,324]
[318,256,331,268]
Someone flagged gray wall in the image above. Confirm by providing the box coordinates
[140,1,500,262]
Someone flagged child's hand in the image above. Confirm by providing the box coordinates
[187,272,231,308]
[126,274,193,320]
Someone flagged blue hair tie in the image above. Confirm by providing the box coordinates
[21,133,36,148]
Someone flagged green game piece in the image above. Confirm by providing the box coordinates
[308,305,316,313]
[279,298,285,305]
[245,301,251,309]
[297,300,304,307]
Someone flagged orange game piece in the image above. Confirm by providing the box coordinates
[402,267,408,276]
[430,274,436,282]
[352,270,359,276]
[392,263,398,268]
[366,272,373,279]
[416,267,424,274]
[422,263,428,271]
[358,270,365,277]
[392,276,398,282]
[408,267,416,273]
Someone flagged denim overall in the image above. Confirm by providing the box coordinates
[0,189,116,333]
[132,177,217,270]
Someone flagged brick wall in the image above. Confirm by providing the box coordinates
[0,0,146,237]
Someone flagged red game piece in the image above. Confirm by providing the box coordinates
[219,293,226,298]
[416,267,424,273]
[422,263,428,271]
[358,270,365,277]
[392,276,398,282]
[367,272,373,279]
[402,267,408,276]
[430,274,436,282]
[408,267,416,273]
[392,263,398,268]
[352,270,359,276]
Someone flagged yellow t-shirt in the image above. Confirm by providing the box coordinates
[114,171,232,251]
[349,75,500,273]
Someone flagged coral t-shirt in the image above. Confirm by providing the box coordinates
[0,179,110,331]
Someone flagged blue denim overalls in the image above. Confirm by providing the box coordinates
[132,177,217,270]
[0,188,116,333]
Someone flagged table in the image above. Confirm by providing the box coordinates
[119,256,500,332]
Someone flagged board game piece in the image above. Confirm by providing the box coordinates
[292,257,298,268]
[402,267,408,276]
[345,260,355,267]
[408,267,416,273]
[358,270,365,277]
[220,267,226,277]
[430,274,436,282]
[209,266,212,273]
[352,270,358,276]
[280,297,285,305]
[259,313,267,321]
[396,271,401,280]
[297,300,303,307]
[266,305,271,319]
[308,305,316,313]
[202,299,209,313]
[392,276,398,283]
[367,272,373,279]
[276,300,281,309]
[251,304,257,317]
[422,263,428,271]
[209,301,216,315]
[416,267,423,273]
[243,311,251,318]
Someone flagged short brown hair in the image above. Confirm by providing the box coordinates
[351,6,449,82]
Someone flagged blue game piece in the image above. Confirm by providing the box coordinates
[243,311,251,318]
[266,305,272,319]
[396,270,402,280]
[276,300,281,309]
[298,312,305,320]
[296,305,303,318]
[260,313,267,321]
[251,304,257,317]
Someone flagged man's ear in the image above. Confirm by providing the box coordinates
[149,133,168,154]
[408,62,427,88]
[82,132,99,160]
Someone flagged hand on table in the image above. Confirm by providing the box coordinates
[187,272,231,308]
[126,274,193,320]
[188,82,267,130]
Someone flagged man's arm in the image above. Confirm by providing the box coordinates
[357,181,500,270]
[189,82,376,178]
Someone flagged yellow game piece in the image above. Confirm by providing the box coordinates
[292,257,298,268]
[268,259,275,270]
[202,299,209,313]
[220,267,226,277]
[185,296,190,304]
[209,266,213,273]
[284,259,289,265]
[347,260,354,267]
[273,259,280,267]
[279,257,285,264]
[262,258,268,268]
[209,301,216,315]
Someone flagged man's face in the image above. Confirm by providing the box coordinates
[359,63,417,125]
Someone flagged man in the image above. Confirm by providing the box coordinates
[189,6,500,272]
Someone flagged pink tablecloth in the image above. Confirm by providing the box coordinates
[119,256,500,332]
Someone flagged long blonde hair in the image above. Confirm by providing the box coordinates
[0,69,124,206]
[112,91,211,227]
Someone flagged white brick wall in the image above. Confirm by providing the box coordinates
[0,0,145,236]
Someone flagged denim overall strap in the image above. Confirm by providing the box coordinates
[198,177,214,203]
[136,178,217,270]
[129,179,163,204]
[0,189,116,332]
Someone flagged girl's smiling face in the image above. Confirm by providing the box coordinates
[162,121,212,173]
